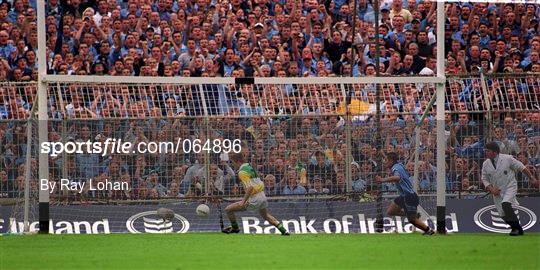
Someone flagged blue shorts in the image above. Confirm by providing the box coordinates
[394,193,419,215]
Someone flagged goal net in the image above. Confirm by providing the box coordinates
[0,82,40,234]
[445,73,540,200]
[0,76,449,234]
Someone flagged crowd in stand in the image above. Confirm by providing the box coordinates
[0,0,538,78]
[0,0,540,200]
[0,95,539,200]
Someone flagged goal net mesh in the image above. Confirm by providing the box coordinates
[3,74,538,234]
[10,79,439,234]
[1,82,40,233]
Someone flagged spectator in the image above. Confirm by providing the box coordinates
[180,154,204,196]
[308,175,330,194]
[493,127,519,155]
[196,163,234,195]
[389,0,412,23]
[146,170,167,197]
[0,169,10,196]
[525,143,540,166]
[331,174,347,194]
[308,150,335,186]
[264,174,280,196]
[167,182,180,198]
[351,161,366,192]
[282,171,307,195]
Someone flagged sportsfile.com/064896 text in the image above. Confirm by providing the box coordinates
[40,138,242,157]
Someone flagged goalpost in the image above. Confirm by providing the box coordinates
[25,0,447,234]
[18,75,447,234]
[36,0,50,234]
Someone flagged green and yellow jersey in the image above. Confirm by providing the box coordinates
[238,163,264,195]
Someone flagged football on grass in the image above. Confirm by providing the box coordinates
[196,204,210,217]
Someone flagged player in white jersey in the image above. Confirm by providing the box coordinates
[481,142,538,236]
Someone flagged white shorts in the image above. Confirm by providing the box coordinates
[492,185,519,216]
[246,192,268,211]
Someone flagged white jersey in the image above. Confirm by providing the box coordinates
[481,154,526,215]
[481,154,525,190]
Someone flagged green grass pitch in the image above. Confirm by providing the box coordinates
[1,233,539,269]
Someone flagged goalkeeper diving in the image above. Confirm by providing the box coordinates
[222,151,289,235]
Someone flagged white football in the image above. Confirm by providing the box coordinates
[196,204,210,217]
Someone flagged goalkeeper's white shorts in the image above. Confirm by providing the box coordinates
[247,192,268,211]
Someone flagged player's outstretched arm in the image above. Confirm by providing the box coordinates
[375,175,401,183]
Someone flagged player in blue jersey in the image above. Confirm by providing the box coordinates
[375,152,435,235]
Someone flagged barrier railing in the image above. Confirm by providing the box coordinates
[1,74,539,203]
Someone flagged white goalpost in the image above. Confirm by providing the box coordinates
[21,76,447,234]
[37,0,50,234]
[435,1,447,234]
[28,0,447,234]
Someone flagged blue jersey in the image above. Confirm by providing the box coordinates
[391,163,415,195]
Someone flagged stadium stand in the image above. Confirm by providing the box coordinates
[0,0,539,201]
[0,0,538,78]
